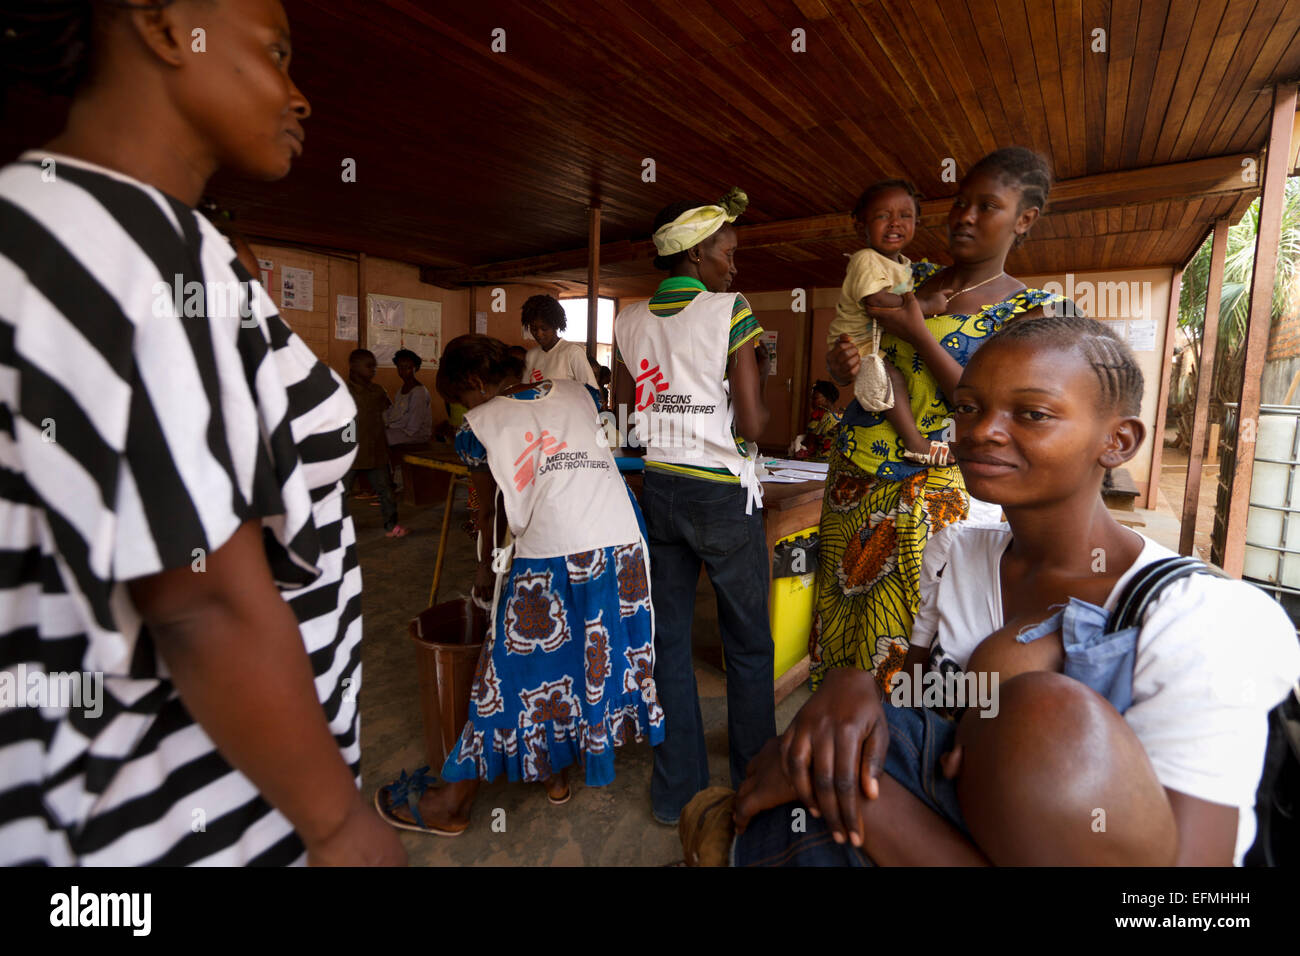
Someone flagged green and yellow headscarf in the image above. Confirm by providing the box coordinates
[652,187,748,256]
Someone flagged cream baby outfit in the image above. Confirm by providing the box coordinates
[829,248,913,411]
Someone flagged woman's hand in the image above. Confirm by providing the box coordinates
[865,292,927,343]
[306,795,408,866]
[826,333,861,386]
[778,666,890,846]
[733,737,799,834]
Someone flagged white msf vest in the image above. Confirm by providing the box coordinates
[616,292,763,512]
[464,379,642,559]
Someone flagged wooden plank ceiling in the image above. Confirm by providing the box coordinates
[4,0,1299,297]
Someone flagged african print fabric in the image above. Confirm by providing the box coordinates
[441,540,664,786]
[808,449,969,693]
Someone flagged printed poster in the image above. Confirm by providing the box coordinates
[1127,320,1157,352]
[280,266,314,311]
[336,295,358,340]
[366,294,443,367]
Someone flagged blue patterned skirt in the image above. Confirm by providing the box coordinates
[441,540,666,787]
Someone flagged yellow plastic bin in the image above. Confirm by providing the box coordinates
[769,526,819,679]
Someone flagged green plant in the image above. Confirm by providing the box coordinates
[1170,176,1300,448]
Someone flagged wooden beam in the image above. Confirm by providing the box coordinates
[1145,267,1182,510]
[419,154,1259,287]
[1180,219,1229,557]
[587,205,600,361]
[1220,82,1299,578]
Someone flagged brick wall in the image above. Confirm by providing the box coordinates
[1268,307,1300,360]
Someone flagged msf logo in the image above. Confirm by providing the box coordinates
[513,429,567,491]
[635,359,670,412]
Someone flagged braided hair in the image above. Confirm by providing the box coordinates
[963,147,1052,248]
[985,314,1144,416]
[1,1,184,95]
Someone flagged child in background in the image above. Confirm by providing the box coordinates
[376,335,663,834]
[791,380,843,462]
[345,348,407,538]
[830,180,955,466]
[384,348,433,494]
[521,294,598,387]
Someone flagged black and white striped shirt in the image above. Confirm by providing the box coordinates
[0,152,362,865]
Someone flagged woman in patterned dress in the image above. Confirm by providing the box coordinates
[376,336,663,835]
[812,148,1073,693]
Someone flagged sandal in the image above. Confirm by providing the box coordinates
[373,767,468,837]
[901,441,952,467]
[543,772,571,806]
[385,525,409,538]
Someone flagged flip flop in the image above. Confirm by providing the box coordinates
[374,767,468,837]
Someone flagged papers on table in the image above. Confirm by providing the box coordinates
[760,458,828,483]
[764,458,829,474]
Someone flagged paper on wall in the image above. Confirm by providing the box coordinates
[370,297,405,330]
[280,266,314,311]
[475,311,488,334]
[370,329,401,366]
[759,330,779,374]
[404,331,441,365]
[1104,320,1128,341]
[336,295,358,340]
[405,300,442,335]
[1127,319,1157,351]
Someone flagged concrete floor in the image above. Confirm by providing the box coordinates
[352,482,810,866]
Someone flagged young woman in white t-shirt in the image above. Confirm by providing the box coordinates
[520,294,598,388]
[724,315,1300,866]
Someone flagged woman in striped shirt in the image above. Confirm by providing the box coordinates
[0,0,403,865]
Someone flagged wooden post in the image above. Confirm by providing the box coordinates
[1179,219,1229,556]
[357,251,369,350]
[586,204,600,361]
[1220,81,1298,577]
[1145,268,1182,509]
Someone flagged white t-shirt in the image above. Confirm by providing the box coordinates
[522,339,597,388]
[911,521,1300,865]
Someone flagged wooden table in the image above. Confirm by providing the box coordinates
[404,451,827,702]
[403,451,471,607]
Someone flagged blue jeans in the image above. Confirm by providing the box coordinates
[348,466,398,531]
[643,470,776,822]
[733,702,969,866]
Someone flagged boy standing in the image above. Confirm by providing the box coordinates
[346,348,407,538]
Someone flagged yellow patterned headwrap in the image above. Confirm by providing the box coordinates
[652,187,749,255]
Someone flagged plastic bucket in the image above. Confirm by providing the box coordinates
[1219,404,1300,597]
[409,598,489,770]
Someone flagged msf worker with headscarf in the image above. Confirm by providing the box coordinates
[613,188,775,825]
